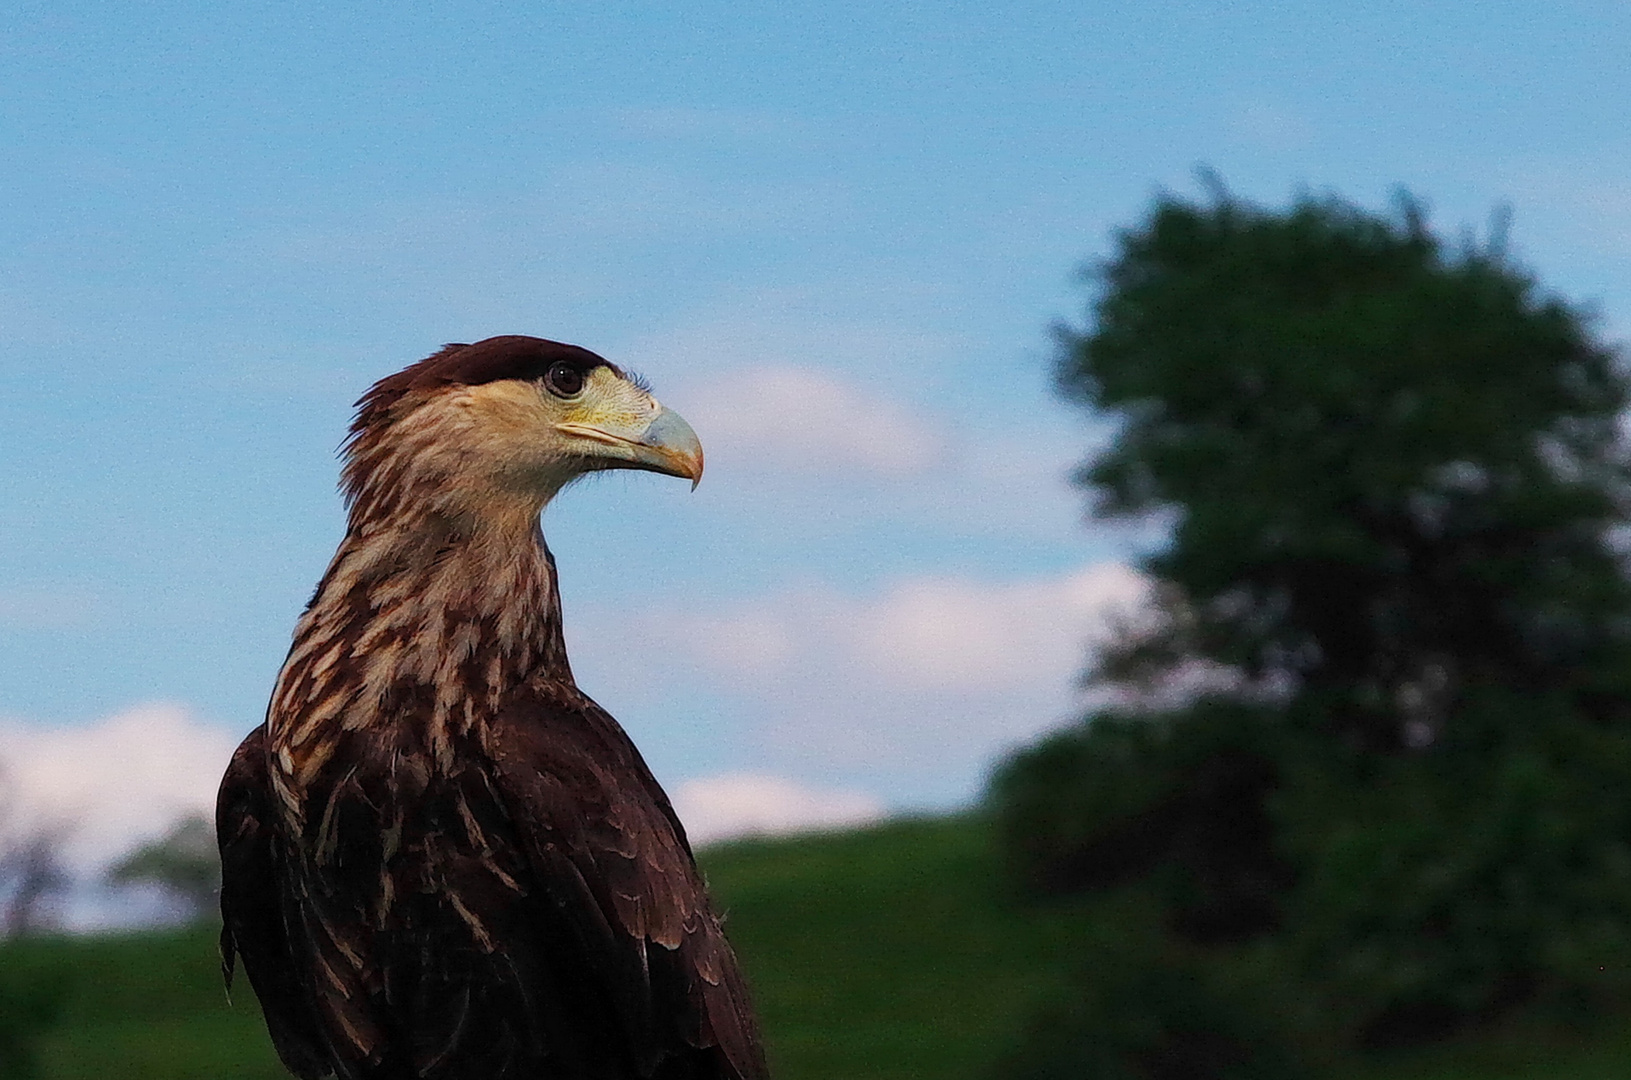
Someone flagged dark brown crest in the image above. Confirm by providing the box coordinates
[350,336,620,441]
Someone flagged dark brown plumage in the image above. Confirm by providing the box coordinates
[217,337,765,1080]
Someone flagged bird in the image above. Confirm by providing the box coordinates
[216,336,768,1080]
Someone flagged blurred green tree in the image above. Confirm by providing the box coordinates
[991,181,1631,1059]
[0,765,71,938]
[0,766,70,1077]
[1068,183,1631,749]
[108,813,219,921]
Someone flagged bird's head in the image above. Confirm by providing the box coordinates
[342,336,703,531]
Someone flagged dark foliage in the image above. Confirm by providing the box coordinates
[991,180,1631,1065]
[0,963,67,1079]
[989,702,1292,942]
[1067,185,1631,744]
[1280,688,1631,1047]
[992,938,1309,1080]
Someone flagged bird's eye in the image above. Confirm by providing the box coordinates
[544,362,585,398]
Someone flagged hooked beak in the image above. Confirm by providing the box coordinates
[558,405,705,489]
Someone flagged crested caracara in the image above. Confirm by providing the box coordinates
[216,336,767,1080]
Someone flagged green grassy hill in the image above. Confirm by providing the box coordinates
[5,815,1631,1078]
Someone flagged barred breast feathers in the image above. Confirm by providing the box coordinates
[266,383,572,825]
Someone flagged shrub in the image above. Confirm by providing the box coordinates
[990,701,1292,942]
[992,939,1310,1080]
[1279,689,1631,1046]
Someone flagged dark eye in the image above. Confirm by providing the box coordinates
[544,362,584,398]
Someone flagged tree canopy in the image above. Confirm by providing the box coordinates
[1063,186,1631,750]
[990,183,1631,1071]
[108,813,219,922]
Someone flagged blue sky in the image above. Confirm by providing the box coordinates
[4,1,1631,860]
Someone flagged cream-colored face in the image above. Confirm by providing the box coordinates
[420,365,704,507]
[547,365,703,483]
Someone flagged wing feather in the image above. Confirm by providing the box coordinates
[483,678,770,1080]
[216,725,333,1080]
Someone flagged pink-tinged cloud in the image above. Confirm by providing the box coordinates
[572,561,1150,785]
[0,704,242,872]
[683,365,949,478]
[671,773,885,846]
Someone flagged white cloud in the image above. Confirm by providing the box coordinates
[854,567,1142,693]
[684,365,949,478]
[617,283,971,377]
[603,300,1103,543]
[674,562,1146,697]
[0,704,243,873]
[670,773,885,846]
[574,561,1150,795]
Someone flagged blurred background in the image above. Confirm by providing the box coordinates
[4,2,1631,1077]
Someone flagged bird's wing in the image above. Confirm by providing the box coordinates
[216,724,333,1080]
[483,678,769,1080]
